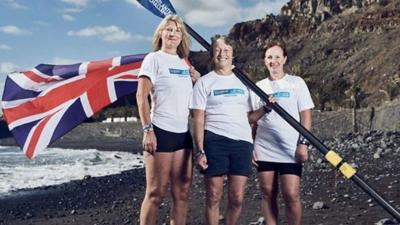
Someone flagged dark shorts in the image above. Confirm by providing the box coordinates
[153,124,193,152]
[256,161,302,177]
[203,131,253,177]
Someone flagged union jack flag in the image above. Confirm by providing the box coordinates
[1,54,145,159]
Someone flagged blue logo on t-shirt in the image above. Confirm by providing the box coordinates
[272,92,290,98]
[213,89,245,96]
[169,68,190,77]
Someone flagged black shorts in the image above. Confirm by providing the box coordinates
[256,161,302,177]
[153,124,193,152]
[203,131,253,177]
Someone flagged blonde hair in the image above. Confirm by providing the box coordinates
[152,15,190,59]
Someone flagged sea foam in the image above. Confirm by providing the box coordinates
[0,146,143,196]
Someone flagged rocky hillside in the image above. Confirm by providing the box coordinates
[191,0,400,110]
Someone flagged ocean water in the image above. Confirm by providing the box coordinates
[0,145,143,197]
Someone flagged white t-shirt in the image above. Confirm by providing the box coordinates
[138,50,192,133]
[190,71,253,143]
[251,74,314,163]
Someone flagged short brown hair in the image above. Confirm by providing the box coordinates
[210,34,235,58]
[263,40,288,58]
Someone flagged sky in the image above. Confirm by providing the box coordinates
[0,0,289,100]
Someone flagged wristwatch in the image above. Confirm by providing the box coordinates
[297,135,310,146]
[194,149,205,159]
[263,105,272,113]
[142,123,154,133]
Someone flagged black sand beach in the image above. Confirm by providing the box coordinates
[1,130,400,225]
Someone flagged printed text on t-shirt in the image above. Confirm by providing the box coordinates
[213,88,245,97]
[272,92,290,98]
[169,68,190,77]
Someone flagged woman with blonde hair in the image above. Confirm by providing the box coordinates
[136,15,200,225]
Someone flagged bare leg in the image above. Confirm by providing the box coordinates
[258,171,279,225]
[225,175,248,225]
[170,149,193,225]
[205,176,224,225]
[140,152,173,225]
[281,174,302,225]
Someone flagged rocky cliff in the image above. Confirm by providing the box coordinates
[192,0,400,110]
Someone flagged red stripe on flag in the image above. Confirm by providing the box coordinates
[86,74,110,113]
[110,61,142,74]
[25,115,53,159]
[184,58,192,68]
[24,71,58,83]
[117,74,138,80]
[87,59,113,75]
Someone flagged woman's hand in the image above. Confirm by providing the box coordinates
[190,67,200,83]
[143,131,157,154]
[295,144,308,163]
[252,150,258,167]
[268,96,276,103]
[195,154,208,171]
[264,96,277,109]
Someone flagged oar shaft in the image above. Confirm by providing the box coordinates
[352,175,400,220]
[184,23,210,51]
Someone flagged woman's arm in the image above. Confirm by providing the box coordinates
[137,77,152,126]
[192,109,208,170]
[193,109,205,151]
[295,109,312,163]
[136,77,157,154]
[248,105,272,123]
[300,109,312,130]
[248,96,275,123]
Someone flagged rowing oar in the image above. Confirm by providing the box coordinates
[136,0,400,221]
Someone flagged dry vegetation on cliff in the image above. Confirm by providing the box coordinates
[191,0,400,110]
